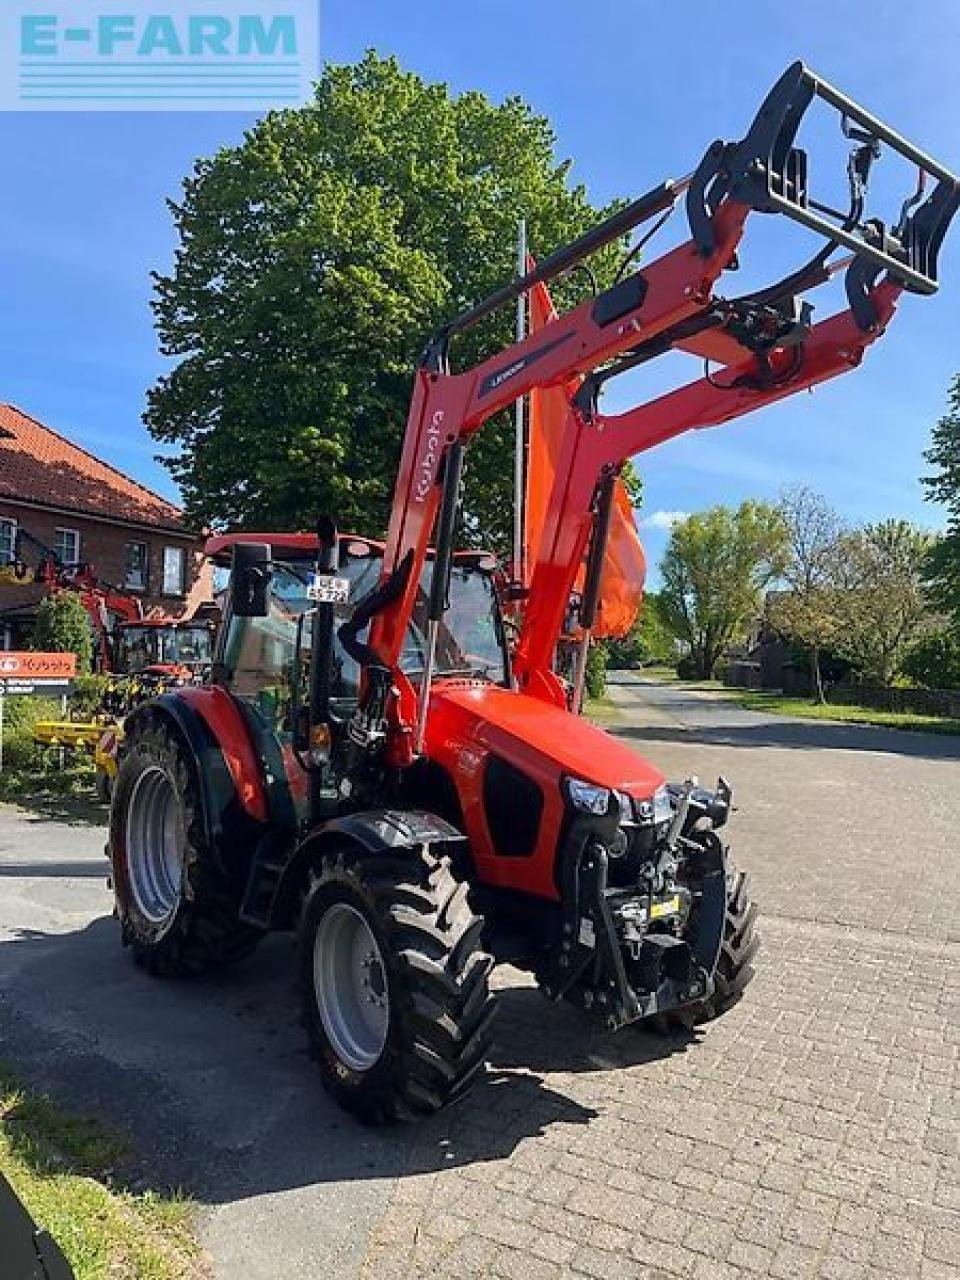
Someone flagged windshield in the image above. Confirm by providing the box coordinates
[221,553,508,714]
[118,624,213,672]
[170,625,214,665]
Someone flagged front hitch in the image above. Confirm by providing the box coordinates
[543,779,732,1030]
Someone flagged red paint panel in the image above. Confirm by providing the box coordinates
[425,683,664,900]
[177,686,268,823]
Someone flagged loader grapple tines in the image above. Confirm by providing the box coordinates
[693,60,960,296]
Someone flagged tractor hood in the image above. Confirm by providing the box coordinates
[427,682,665,797]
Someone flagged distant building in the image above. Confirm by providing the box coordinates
[0,403,212,649]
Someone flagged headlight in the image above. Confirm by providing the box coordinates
[566,777,611,816]
[636,784,674,826]
[652,784,673,825]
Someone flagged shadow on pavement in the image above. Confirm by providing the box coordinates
[0,860,107,879]
[615,716,960,761]
[0,792,106,828]
[490,983,695,1075]
[0,915,689,1205]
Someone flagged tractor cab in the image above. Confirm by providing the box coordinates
[205,533,509,805]
[114,619,215,679]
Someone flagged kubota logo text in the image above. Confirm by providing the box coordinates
[414,411,445,503]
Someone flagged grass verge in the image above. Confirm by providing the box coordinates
[726,691,960,736]
[584,693,620,723]
[0,1063,205,1279]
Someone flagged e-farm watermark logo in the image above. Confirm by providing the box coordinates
[0,2,318,110]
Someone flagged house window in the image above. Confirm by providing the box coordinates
[0,518,15,565]
[54,527,80,566]
[125,541,149,591]
[162,545,186,596]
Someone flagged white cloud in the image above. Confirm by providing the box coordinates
[639,510,689,531]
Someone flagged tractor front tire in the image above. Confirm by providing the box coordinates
[109,712,262,977]
[653,861,759,1032]
[300,842,497,1124]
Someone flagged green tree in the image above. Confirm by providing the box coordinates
[902,628,960,689]
[146,52,622,550]
[767,485,844,702]
[829,519,934,685]
[606,591,675,668]
[31,593,93,674]
[923,375,960,625]
[659,502,789,679]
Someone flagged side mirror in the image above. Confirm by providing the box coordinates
[229,542,272,618]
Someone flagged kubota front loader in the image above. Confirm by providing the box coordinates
[107,64,958,1122]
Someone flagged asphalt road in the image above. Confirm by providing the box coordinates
[1,679,958,1279]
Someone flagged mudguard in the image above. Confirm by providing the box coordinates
[122,693,269,878]
[270,809,465,929]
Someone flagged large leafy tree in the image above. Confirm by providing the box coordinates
[829,519,933,685]
[923,375,960,626]
[767,485,845,702]
[659,502,789,679]
[606,591,676,668]
[147,52,620,549]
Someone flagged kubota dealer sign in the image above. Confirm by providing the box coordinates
[0,652,77,679]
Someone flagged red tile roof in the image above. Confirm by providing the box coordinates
[0,403,188,532]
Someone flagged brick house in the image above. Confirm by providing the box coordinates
[0,403,213,649]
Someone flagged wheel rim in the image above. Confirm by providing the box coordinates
[313,903,390,1072]
[125,766,186,927]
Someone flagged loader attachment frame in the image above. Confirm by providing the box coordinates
[687,61,959,297]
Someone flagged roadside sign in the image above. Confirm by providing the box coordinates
[0,679,73,697]
[0,652,77,679]
[0,653,77,773]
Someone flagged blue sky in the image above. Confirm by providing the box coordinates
[3,0,960,581]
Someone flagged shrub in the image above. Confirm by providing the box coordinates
[585,643,609,700]
[1,728,44,772]
[676,655,697,680]
[71,674,111,720]
[0,696,71,776]
[3,695,62,733]
[902,629,960,690]
[32,592,93,674]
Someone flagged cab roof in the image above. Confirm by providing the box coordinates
[204,532,497,572]
[204,532,384,565]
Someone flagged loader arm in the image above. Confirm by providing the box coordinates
[357,61,958,766]
[514,278,902,687]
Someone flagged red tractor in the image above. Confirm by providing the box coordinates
[108,65,958,1122]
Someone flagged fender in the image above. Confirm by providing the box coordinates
[270,809,464,929]
[175,685,270,823]
[125,693,268,877]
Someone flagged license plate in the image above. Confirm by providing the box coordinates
[649,894,681,921]
[307,574,350,604]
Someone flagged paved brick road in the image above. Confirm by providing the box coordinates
[363,678,960,1280]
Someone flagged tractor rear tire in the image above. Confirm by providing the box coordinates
[300,841,497,1124]
[652,861,759,1032]
[109,712,262,977]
